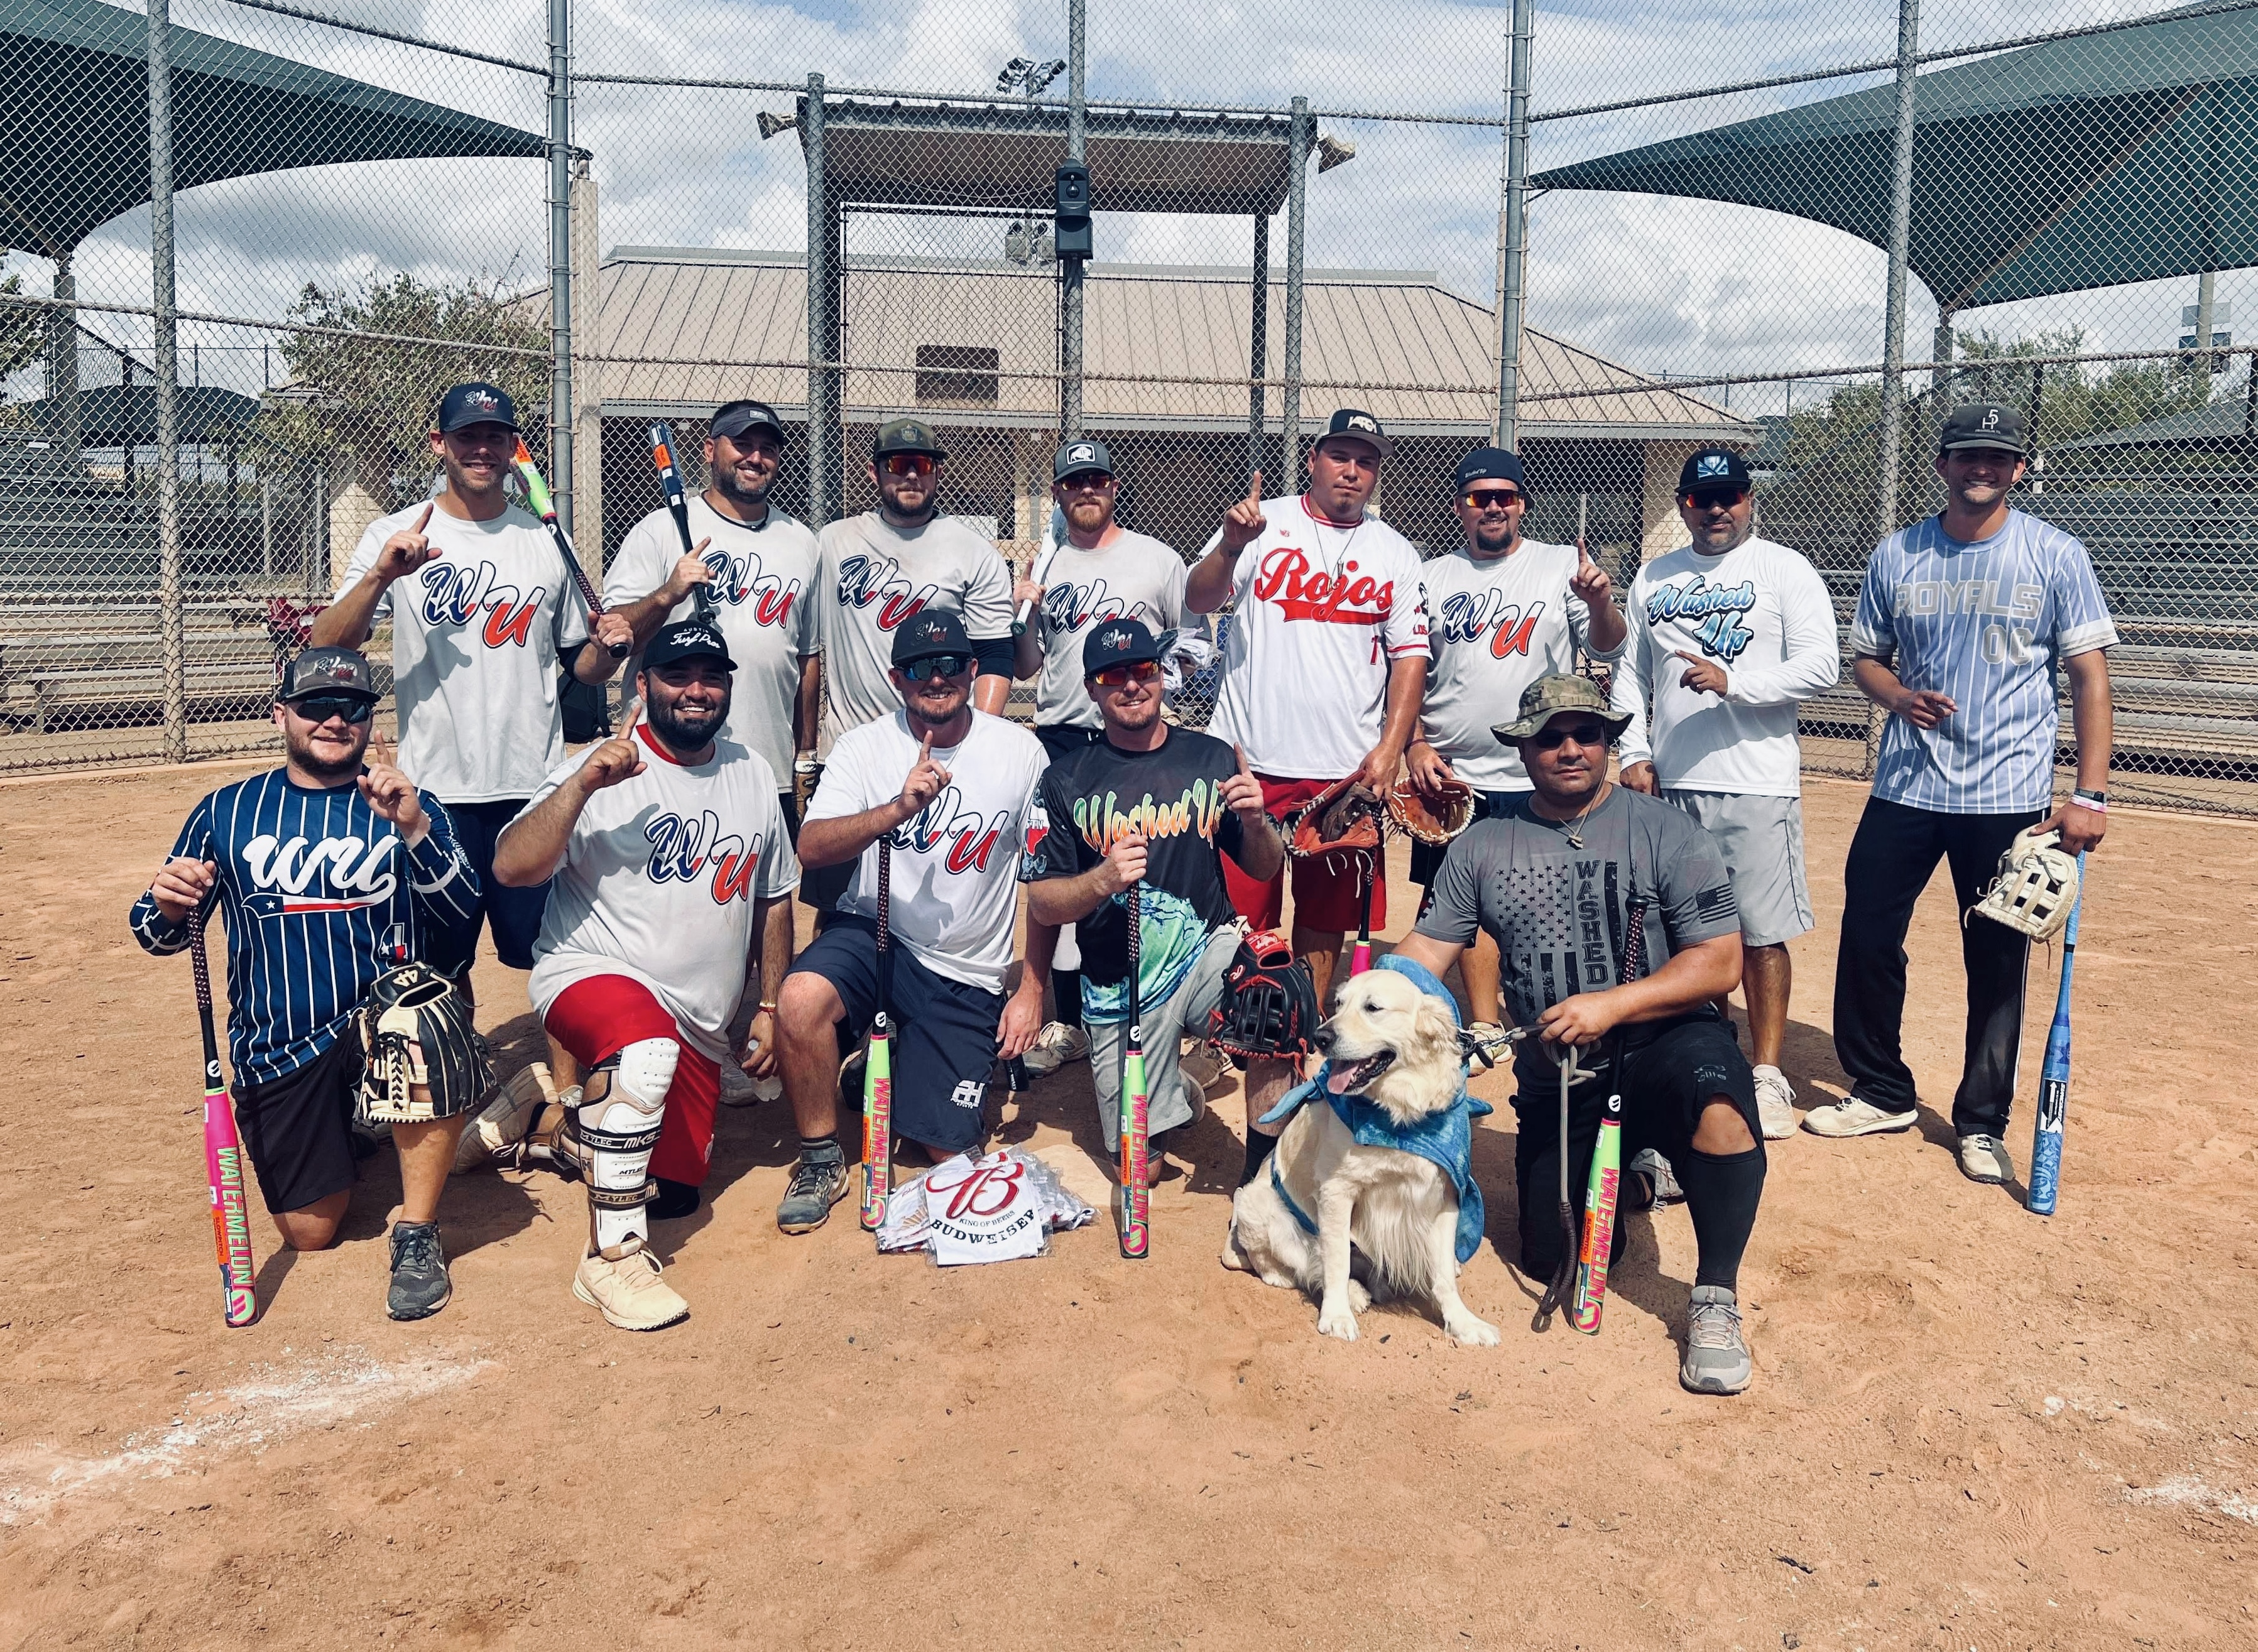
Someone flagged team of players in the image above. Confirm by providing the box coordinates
[132,383,2114,1388]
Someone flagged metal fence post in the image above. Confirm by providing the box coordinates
[1495,0,1535,448]
[547,0,574,530]
[1248,211,1268,486]
[804,73,836,528]
[1060,0,1086,439]
[1281,95,1309,491]
[150,0,184,762]
[1866,0,1921,778]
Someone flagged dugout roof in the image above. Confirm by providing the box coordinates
[0,0,545,259]
[1530,0,2258,310]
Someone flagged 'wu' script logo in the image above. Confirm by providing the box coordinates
[698,547,802,628]
[837,552,937,632]
[1040,577,1135,634]
[888,785,1009,874]
[643,811,762,906]
[417,560,545,649]
[238,833,401,916]
[1436,589,1549,659]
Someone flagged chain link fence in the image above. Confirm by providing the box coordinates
[3,0,2252,812]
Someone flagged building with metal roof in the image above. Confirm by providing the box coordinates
[565,245,1758,564]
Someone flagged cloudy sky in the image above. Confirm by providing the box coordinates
[9,0,2233,405]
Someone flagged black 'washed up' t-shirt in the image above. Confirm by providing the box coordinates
[1414,785,1739,1089]
[1021,727,1248,1021]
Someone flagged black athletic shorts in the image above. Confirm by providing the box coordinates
[1409,788,1524,888]
[788,914,1003,1155]
[425,798,550,976]
[231,1023,363,1215]
[1036,722,1102,764]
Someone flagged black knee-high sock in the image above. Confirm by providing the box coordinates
[1050,967,1083,1031]
[1675,1144,1765,1292]
[1239,1125,1280,1187]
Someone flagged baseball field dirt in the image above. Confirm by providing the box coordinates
[3,761,2253,1649]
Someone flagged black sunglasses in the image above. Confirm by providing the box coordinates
[286,694,374,725]
[1529,720,1610,751]
[898,655,971,682]
[1683,487,1748,511]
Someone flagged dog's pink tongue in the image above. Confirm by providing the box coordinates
[1326,1064,1357,1095]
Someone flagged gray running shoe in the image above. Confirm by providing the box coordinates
[1802,1096,1918,1138]
[1629,1148,1683,1209]
[1958,1133,2015,1185]
[778,1141,851,1234]
[386,1220,452,1321]
[1681,1285,1751,1395]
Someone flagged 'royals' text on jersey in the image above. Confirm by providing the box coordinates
[129,771,479,1085]
[1852,510,2116,813]
[525,729,800,1063]
[338,503,589,803]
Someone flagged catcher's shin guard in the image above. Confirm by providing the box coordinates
[570,1038,678,1253]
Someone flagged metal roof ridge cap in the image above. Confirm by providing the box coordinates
[599,246,1448,285]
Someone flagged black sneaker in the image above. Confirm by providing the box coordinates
[777,1143,850,1234]
[650,1177,701,1220]
[386,1220,452,1321]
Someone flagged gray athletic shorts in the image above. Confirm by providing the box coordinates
[1662,790,1814,948]
[1086,926,1238,1155]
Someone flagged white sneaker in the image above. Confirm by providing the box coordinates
[572,1236,689,1331]
[1958,1133,2014,1185]
[719,1062,758,1107]
[1802,1096,1919,1138]
[1021,1023,1091,1076]
[1752,1065,1798,1140]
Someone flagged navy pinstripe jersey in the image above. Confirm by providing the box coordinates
[1852,511,2117,815]
[128,769,481,1086]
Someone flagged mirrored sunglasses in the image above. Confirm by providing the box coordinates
[882,454,937,477]
[1463,487,1524,510]
[1090,660,1161,689]
[898,654,971,682]
[1682,487,1748,511]
[1529,720,1609,751]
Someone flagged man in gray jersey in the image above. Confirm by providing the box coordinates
[1010,439,1190,1078]
[1819,403,2115,1189]
[805,419,1018,913]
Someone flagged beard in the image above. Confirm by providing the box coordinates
[285,723,368,783]
[647,688,729,753]
[715,465,772,510]
[1470,519,1516,554]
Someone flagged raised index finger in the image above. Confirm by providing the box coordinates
[1246,470,1263,506]
[413,502,434,534]
[917,731,933,766]
[1233,742,1253,777]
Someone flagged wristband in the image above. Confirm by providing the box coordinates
[757,1001,778,1013]
[2070,793,2107,814]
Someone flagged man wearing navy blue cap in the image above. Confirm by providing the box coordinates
[1407,445,1623,1038]
[316,382,631,1008]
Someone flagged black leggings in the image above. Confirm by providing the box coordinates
[1514,1014,1766,1292]
[1832,796,2039,1138]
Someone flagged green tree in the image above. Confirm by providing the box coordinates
[0,272,47,405]
[256,269,548,503]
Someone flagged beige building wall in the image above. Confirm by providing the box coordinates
[327,475,385,589]
[1639,440,1704,563]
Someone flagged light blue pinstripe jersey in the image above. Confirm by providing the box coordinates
[1851,511,2117,814]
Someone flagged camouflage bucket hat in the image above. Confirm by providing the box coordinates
[1491,673,1633,744]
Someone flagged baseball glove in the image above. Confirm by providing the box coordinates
[357,961,491,1126]
[1207,929,1321,1067]
[1970,826,2080,940]
[1386,774,1476,845]
[1289,778,1383,859]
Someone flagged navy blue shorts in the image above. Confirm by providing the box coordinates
[426,798,551,977]
[788,915,1003,1154]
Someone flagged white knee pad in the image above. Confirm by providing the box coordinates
[574,1038,678,1251]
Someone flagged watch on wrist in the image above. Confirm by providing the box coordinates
[2072,788,2107,807]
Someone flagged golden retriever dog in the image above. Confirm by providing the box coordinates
[1222,967,1500,1346]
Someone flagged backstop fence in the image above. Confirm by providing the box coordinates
[2,0,2252,816]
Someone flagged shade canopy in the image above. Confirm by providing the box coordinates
[19,381,257,444]
[1530,1,2258,310]
[0,0,544,260]
[797,97,1295,217]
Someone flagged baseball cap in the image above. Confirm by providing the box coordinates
[1053,438,1115,482]
[1677,448,1752,494]
[643,618,736,672]
[280,645,379,702]
[1490,673,1632,744]
[1938,401,2029,455]
[710,399,786,443]
[436,381,517,434]
[1454,447,1529,494]
[891,608,973,666]
[873,418,947,460]
[1081,616,1163,677]
[1316,408,1394,459]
